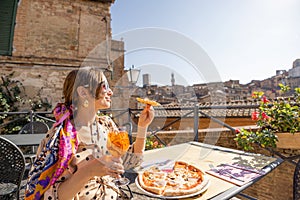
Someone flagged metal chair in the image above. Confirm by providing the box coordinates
[294,159,300,200]
[18,121,49,135]
[0,136,26,200]
[18,121,49,156]
[19,121,49,179]
[122,122,133,144]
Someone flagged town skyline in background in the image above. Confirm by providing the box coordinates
[137,58,300,87]
[129,59,300,105]
[111,0,300,86]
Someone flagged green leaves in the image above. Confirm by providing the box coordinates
[279,83,290,93]
[0,73,51,134]
[236,84,300,151]
[145,136,165,150]
[235,128,278,150]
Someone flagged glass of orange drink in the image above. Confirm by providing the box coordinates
[107,127,130,186]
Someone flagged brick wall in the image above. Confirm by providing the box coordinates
[13,0,112,60]
[0,0,125,109]
[0,66,68,109]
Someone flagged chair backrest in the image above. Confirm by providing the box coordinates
[18,121,49,154]
[122,122,133,144]
[0,136,26,199]
[18,121,49,134]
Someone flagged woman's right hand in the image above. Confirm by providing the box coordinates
[76,153,124,178]
[57,154,124,200]
[97,155,124,178]
[138,104,155,128]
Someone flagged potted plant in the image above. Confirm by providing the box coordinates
[235,84,300,151]
[145,135,165,150]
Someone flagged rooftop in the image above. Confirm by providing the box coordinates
[134,101,260,118]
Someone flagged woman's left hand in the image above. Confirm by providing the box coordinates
[138,104,154,128]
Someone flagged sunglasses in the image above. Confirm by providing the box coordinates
[100,81,110,92]
[83,81,110,99]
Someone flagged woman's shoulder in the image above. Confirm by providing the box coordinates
[46,126,58,138]
[97,115,118,130]
[35,125,59,155]
[98,114,113,123]
[39,126,59,144]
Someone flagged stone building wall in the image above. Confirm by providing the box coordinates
[0,0,127,110]
[13,0,113,60]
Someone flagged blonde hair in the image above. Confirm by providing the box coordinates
[63,67,106,106]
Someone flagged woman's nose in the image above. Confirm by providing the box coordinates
[107,88,113,96]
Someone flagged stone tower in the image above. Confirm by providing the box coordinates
[171,72,175,86]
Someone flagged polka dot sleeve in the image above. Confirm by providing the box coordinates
[122,145,143,170]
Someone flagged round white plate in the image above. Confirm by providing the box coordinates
[135,175,210,199]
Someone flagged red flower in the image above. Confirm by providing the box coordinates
[251,111,259,121]
[262,96,269,103]
[261,112,269,120]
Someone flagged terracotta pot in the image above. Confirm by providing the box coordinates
[276,132,300,149]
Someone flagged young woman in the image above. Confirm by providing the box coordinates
[25,67,154,200]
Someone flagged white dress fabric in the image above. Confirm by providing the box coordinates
[42,116,142,200]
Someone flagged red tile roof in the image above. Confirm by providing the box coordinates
[134,101,260,118]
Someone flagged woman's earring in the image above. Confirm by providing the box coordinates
[83,99,89,108]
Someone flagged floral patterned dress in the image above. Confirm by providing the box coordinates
[35,116,141,200]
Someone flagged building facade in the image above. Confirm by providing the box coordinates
[0,0,126,110]
[289,59,300,78]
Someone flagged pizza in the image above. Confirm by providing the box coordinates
[137,161,208,197]
[136,97,161,106]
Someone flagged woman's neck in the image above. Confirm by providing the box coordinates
[74,107,96,128]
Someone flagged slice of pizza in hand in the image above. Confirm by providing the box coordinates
[136,97,161,106]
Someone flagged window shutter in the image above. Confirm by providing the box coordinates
[0,0,18,56]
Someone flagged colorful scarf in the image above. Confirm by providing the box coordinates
[25,103,78,200]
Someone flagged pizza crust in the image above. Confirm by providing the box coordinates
[138,168,167,195]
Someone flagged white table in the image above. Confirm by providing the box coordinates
[2,134,45,146]
[126,141,283,200]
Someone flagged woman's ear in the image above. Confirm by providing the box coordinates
[77,86,89,98]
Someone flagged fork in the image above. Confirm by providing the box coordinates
[209,164,245,182]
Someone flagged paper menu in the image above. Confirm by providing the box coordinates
[206,163,266,186]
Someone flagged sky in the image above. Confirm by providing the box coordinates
[111,0,300,86]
